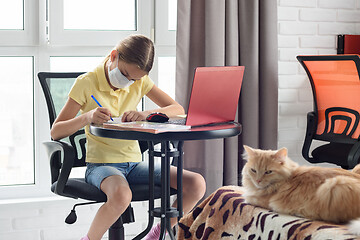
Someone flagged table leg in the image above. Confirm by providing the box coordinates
[160,141,180,239]
[132,141,156,240]
[135,140,182,240]
[159,141,170,240]
[169,140,184,222]
[175,141,184,221]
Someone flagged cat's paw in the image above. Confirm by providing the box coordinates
[348,218,360,236]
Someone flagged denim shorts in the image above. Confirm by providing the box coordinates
[85,161,162,190]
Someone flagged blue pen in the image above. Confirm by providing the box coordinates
[91,95,114,121]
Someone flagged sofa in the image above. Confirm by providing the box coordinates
[177,185,360,240]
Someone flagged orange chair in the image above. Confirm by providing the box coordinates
[297,55,360,169]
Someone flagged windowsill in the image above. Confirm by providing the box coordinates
[0,195,83,206]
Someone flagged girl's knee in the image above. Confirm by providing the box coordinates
[184,173,206,199]
[107,184,132,213]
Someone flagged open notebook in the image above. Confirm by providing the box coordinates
[103,117,190,134]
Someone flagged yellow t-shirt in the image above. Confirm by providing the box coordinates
[69,60,154,163]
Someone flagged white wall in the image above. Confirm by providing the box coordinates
[0,197,150,240]
[277,0,360,165]
[1,1,360,239]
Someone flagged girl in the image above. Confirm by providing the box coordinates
[51,34,206,240]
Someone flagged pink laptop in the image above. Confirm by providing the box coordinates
[183,66,245,126]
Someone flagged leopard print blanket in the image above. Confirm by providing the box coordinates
[177,186,360,240]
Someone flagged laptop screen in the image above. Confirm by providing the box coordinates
[185,66,245,126]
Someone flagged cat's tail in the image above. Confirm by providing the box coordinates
[348,218,360,236]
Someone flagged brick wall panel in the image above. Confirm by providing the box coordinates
[278,0,360,164]
[318,0,356,9]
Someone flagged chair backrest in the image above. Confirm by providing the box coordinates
[297,55,360,143]
[38,72,87,167]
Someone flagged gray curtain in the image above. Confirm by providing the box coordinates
[176,0,278,197]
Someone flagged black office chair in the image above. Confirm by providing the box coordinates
[38,72,176,240]
[297,55,360,169]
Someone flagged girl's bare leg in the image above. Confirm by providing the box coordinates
[169,166,206,227]
[87,175,132,240]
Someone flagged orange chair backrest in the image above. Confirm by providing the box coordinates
[298,55,360,141]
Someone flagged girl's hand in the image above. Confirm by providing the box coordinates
[122,110,149,122]
[88,107,112,124]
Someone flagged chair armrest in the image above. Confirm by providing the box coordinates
[347,141,360,169]
[302,111,317,162]
[43,140,76,198]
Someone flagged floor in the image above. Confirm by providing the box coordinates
[125,234,174,240]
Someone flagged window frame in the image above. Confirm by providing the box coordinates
[0,48,43,199]
[154,0,176,46]
[0,0,38,45]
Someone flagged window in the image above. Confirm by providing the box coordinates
[0,1,23,30]
[0,1,37,45]
[0,57,34,186]
[168,0,177,31]
[63,0,136,31]
[158,57,176,99]
[49,0,151,45]
[50,56,104,72]
[0,0,177,199]
[155,0,176,46]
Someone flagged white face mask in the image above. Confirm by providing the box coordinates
[108,58,134,89]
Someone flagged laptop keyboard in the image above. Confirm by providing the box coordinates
[168,118,186,125]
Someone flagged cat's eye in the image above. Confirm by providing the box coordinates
[265,170,272,174]
[251,168,256,173]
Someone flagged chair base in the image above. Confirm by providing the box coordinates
[66,202,134,240]
[109,216,125,240]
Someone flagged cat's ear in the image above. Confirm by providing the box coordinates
[243,145,255,157]
[274,147,288,164]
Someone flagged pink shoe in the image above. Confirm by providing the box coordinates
[144,223,168,240]
[80,236,89,240]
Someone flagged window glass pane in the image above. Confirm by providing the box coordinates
[50,56,104,72]
[158,57,176,99]
[63,0,136,31]
[0,57,33,186]
[0,0,24,30]
[168,0,177,31]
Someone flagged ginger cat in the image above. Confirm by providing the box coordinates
[242,145,360,235]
